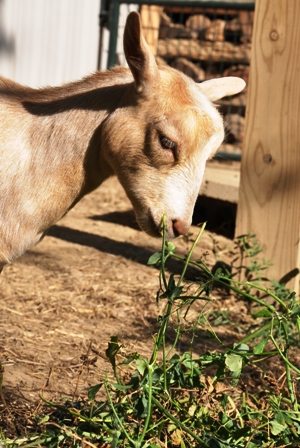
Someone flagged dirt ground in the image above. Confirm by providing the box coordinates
[0,176,236,434]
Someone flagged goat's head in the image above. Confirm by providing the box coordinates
[104,12,245,238]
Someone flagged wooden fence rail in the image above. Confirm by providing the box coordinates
[236,0,300,291]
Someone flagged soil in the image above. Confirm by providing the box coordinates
[0,176,243,435]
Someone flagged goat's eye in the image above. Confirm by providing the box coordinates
[159,134,177,151]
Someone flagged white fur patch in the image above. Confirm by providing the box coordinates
[161,80,225,224]
[163,158,204,222]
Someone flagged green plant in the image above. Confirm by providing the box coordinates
[1,222,300,447]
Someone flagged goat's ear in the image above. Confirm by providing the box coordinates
[123,11,159,94]
[199,77,246,101]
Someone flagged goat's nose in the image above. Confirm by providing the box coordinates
[172,219,189,237]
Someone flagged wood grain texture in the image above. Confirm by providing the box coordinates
[201,165,240,203]
[158,39,251,63]
[140,5,162,55]
[236,0,300,289]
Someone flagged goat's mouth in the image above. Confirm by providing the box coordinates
[135,210,181,239]
[135,210,162,238]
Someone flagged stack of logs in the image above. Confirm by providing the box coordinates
[141,5,254,155]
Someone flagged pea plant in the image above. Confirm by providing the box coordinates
[2,223,300,447]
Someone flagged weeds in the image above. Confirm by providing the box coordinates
[1,224,300,447]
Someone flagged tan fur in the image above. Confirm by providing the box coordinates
[0,12,245,268]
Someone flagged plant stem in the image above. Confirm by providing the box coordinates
[270,317,300,375]
[151,396,210,448]
[138,364,154,446]
[238,321,272,345]
[270,334,300,375]
[285,362,299,412]
[178,223,206,287]
[151,300,173,363]
[171,255,281,315]
[160,214,169,291]
[245,282,289,312]
[104,382,136,447]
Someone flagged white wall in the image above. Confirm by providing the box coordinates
[0,0,100,87]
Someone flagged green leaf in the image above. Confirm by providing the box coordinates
[253,338,268,354]
[88,383,102,401]
[166,241,176,253]
[135,358,147,376]
[234,343,250,352]
[147,252,162,265]
[188,403,197,417]
[121,352,140,365]
[105,336,121,369]
[270,419,287,435]
[112,383,132,391]
[136,394,148,418]
[111,429,122,448]
[38,414,50,424]
[253,308,273,318]
[225,353,243,376]
[170,286,183,300]
[167,274,176,291]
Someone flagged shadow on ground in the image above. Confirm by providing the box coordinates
[47,225,207,281]
[90,209,139,231]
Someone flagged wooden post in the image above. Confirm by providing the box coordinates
[236,0,300,290]
[140,5,162,55]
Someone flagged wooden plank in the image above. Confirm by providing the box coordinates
[236,0,300,289]
[158,38,251,63]
[201,164,240,203]
[164,6,251,16]
[140,5,162,55]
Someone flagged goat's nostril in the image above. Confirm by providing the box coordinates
[172,219,189,237]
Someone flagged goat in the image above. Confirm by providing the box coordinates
[0,12,245,270]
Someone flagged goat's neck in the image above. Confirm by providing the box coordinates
[0,69,135,255]
[24,69,135,197]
